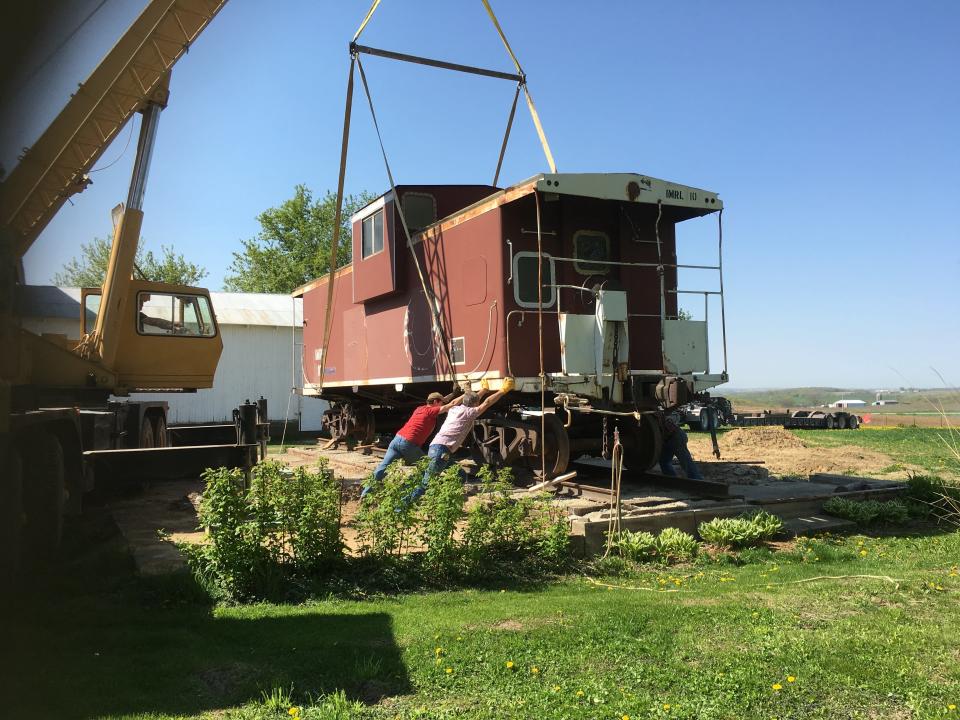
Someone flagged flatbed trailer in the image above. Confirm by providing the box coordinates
[729,409,861,430]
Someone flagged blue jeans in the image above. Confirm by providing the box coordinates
[659,428,703,480]
[411,443,457,501]
[363,435,425,498]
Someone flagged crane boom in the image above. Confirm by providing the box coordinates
[0,0,229,260]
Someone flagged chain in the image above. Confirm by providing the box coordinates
[602,416,609,460]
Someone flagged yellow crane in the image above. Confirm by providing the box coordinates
[0,0,258,582]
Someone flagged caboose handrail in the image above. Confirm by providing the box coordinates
[546,256,721,271]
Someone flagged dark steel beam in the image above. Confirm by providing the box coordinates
[352,43,522,82]
[84,443,257,484]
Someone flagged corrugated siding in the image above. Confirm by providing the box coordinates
[129,325,328,426]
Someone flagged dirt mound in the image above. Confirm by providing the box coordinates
[686,427,913,484]
[720,426,807,452]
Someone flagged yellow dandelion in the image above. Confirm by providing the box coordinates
[551,685,561,692]
[623,715,631,720]
[576,690,585,698]
[772,683,783,691]
[288,708,300,717]
[435,646,443,655]
[445,667,453,674]
[948,703,956,711]
[531,666,540,674]
[505,660,515,669]
[859,550,868,557]
[663,703,671,710]
[787,676,796,683]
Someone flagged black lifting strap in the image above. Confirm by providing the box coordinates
[354,54,460,386]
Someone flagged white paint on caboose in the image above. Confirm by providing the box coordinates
[18,286,328,429]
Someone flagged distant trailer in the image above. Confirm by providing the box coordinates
[730,410,861,430]
[296,173,728,477]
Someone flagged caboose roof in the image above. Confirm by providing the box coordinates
[413,172,722,240]
[295,173,722,297]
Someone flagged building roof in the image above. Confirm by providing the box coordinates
[18,286,302,327]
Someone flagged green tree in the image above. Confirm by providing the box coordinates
[223,185,374,294]
[52,236,208,287]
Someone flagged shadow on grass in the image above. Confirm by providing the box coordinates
[0,511,411,720]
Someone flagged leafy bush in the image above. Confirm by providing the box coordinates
[461,466,570,574]
[353,459,423,557]
[698,510,784,548]
[653,527,698,563]
[185,459,573,600]
[823,497,910,527]
[615,530,657,562]
[417,463,467,574]
[183,461,344,601]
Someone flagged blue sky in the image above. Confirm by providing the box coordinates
[5,0,958,389]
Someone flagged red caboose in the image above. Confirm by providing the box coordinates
[295,172,726,476]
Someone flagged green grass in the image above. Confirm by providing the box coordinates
[789,426,960,478]
[3,517,960,719]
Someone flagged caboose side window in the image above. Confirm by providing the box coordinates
[573,230,610,274]
[513,252,556,309]
[401,192,437,231]
[361,210,384,259]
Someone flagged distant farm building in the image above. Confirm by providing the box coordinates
[828,399,867,409]
[18,286,326,430]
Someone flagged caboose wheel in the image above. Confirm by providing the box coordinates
[323,403,375,445]
[528,412,570,479]
[621,414,662,471]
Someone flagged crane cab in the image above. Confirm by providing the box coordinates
[81,279,222,391]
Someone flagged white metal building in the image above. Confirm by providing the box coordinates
[19,286,327,430]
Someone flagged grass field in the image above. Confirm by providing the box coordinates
[3,430,959,720]
[790,426,960,479]
[725,387,960,414]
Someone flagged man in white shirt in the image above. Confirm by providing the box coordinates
[414,377,515,498]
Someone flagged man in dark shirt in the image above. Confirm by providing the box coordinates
[362,389,462,497]
[659,409,703,479]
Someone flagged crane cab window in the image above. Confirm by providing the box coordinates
[573,230,611,274]
[361,209,384,259]
[137,292,216,337]
[513,252,556,309]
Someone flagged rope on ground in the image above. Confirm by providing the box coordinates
[583,573,905,593]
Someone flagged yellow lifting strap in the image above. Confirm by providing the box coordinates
[480,0,557,173]
[316,57,356,393]
[353,0,556,175]
[353,0,382,42]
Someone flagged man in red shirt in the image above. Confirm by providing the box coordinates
[362,390,462,497]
